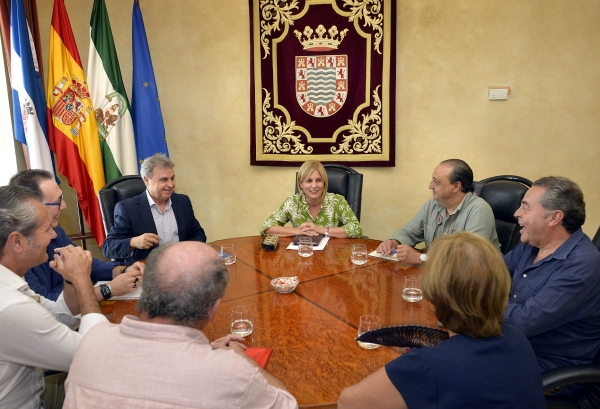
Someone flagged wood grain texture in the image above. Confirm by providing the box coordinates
[102,236,441,407]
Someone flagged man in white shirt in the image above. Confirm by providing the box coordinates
[0,185,108,409]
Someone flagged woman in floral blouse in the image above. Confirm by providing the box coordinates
[260,161,363,238]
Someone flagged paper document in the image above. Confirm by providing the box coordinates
[95,281,142,300]
[287,236,330,251]
[368,250,399,262]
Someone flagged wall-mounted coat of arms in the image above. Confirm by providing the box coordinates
[250,0,396,166]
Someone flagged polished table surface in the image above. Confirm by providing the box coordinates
[101,236,440,408]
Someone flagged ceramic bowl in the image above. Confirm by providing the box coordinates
[271,276,299,293]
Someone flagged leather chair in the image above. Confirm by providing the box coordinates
[98,175,146,235]
[473,175,532,254]
[592,227,600,252]
[542,348,600,409]
[295,164,363,220]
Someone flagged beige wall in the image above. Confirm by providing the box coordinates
[37,0,600,253]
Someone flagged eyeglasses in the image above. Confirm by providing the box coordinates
[44,193,63,207]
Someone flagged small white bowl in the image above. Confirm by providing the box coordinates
[271,276,299,294]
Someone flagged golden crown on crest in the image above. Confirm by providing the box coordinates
[294,25,349,51]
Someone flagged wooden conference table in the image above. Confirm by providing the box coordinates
[101,236,440,408]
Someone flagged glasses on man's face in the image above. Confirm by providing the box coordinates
[44,193,63,207]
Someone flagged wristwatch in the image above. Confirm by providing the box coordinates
[419,253,428,263]
[99,283,113,300]
[324,227,330,237]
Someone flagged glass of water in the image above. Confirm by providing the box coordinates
[351,243,368,265]
[402,275,423,302]
[220,245,236,265]
[357,315,381,349]
[298,237,313,257]
[230,305,253,337]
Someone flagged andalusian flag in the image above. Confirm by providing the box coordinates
[46,0,106,244]
[10,0,53,173]
[131,0,169,166]
[88,0,137,182]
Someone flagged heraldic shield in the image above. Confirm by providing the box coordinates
[250,0,396,167]
[296,55,347,118]
[51,76,93,136]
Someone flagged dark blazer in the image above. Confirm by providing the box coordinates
[102,191,206,263]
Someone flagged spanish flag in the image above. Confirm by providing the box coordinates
[46,0,106,244]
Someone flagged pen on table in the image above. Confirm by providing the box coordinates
[377,249,397,255]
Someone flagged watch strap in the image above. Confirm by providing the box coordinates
[99,283,113,300]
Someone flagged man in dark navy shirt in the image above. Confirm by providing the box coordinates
[504,176,600,372]
[10,170,144,301]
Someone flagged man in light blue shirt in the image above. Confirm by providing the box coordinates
[377,159,499,264]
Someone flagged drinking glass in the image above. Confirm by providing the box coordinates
[351,243,368,265]
[230,305,253,336]
[220,244,236,265]
[298,237,313,257]
[357,315,381,349]
[402,275,423,302]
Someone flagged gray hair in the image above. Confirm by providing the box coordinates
[137,243,229,326]
[0,186,43,253]
[533,176,585,234]
[9,169,54,197]
[140,154,175,180]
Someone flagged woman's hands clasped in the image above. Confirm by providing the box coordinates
[297,222,324,236]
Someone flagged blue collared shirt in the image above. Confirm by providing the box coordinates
[504,228,600,371]
[145,190,179,244]
[24,226,120,301]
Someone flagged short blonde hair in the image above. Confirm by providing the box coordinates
[297,161,328,200]
[421,232,510,338]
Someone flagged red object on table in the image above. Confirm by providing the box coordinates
[101,236,435,408]
[246,347,273,368]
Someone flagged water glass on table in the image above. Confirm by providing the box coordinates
[298,237,313,257]
[230,305,253,337]
[351,243,368,265]
[357,315,381,349]
[220,244,236,265]
[402,275,423,302]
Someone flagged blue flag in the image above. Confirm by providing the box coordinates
[131,0,168,167]
[10,0,54,173]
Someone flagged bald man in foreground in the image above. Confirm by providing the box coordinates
[63,242,298,409]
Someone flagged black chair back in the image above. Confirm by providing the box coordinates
[295,164,363,220]
[98,175,147,234]
[476,175,532,254]
[543,347,600,409]
[592,227,600,252]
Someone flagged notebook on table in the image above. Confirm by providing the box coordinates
[291,234,325,246]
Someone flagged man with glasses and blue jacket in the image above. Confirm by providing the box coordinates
[10,170,144,302]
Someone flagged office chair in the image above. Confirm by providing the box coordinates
[592,227,600,252]
[295,164,363,220]
[98,175,146,235]
[542,347,600,409]
[474,175,532,254]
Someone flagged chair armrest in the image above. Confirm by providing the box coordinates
[542,365,600,391]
